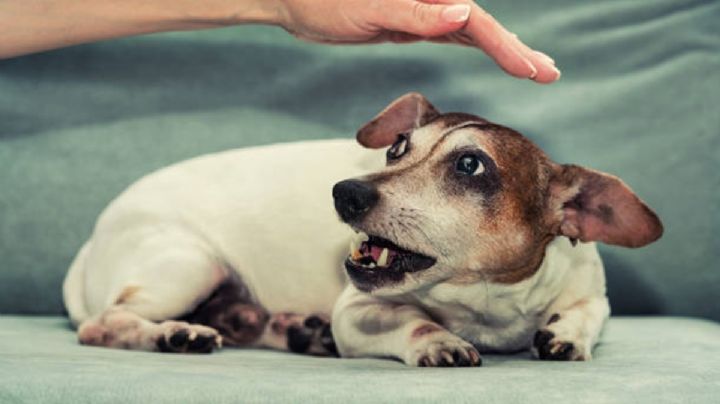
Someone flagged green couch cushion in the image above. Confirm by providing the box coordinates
[1,316,718,403]
[1,0,719,319]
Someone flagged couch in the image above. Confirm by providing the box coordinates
[1,0,718,402]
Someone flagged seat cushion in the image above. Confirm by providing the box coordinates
[1,316,718,403]
[1,0,719,321]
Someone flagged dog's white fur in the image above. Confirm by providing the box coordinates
[333,238,609,363]
[65,140,378,325]
[332,226,609,363]
[64,134,610,364]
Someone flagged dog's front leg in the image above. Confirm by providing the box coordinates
[332,286,481,367]
[532,296,610,361]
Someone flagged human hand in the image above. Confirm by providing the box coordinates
[275,0,560,83]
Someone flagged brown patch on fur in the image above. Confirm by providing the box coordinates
[434,123,563,285]
[597,204,614,224]
[411,323,442,338]
[547,313,561,325]
[270,312,305,335]
[474,240,551,284]
[356,92,439,149]
[551,164,663,247]
[471,127,559,284]
[485,126,552,227]
[428,112,488,129]
[114,285,141,305]
[181,277,269,346]
[561,173,616,227]
[375,120,558,286]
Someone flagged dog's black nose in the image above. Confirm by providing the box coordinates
[332,180,379,222]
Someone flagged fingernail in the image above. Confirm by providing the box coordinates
[551,66,561,80]
[442,4,471,23]
[528,63,538,80]
[532,66,561,82]
[534,51,555,65]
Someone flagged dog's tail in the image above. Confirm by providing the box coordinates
[62,241,92,328]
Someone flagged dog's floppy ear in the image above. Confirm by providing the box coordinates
[356,92,440,149]
[549,164,663,248]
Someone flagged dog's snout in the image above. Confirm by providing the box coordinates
[332,180,379,222]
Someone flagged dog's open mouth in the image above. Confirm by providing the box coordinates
[345,232,436,288]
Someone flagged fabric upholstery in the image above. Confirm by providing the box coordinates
[1,0,718,319]
[1,316,719,403]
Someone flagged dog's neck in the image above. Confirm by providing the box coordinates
[445,234,557,286]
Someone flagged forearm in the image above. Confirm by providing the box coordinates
[331,286,481,366]
[332,287,431,361]
[0,0,282,59]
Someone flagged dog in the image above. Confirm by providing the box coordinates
[63,93,663,366]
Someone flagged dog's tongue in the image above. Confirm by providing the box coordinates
[363,243,398,263]
[368,244,384,262]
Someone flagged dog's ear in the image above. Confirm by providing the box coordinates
[356,92,440,149]
[548,164,663,248]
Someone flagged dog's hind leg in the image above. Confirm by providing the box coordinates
[78,307,223,353]
[180,276,270,348]
[77,245,229,353]
[75,229,335,355]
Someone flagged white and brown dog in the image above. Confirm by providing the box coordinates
[63,93,663,366]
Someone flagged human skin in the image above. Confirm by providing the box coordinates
[0,0,559,83]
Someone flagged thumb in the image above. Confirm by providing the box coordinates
[376,0,471,37]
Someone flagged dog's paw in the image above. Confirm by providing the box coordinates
[266,313,337,356]
[287,315,338,356]
[211,303,269,346]
[156,321,222,354]
[406,332,482,367]
[532,328,588,361]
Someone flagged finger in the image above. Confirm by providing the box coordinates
[426,30,476,47]
[386,32,425,44]
[416,0,559,82]
[496,28,560,83]
[374,0,471,38]
[457,5,538,79]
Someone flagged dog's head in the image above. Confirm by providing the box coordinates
[332,93,663,295]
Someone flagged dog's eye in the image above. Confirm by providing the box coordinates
[387,134,409,161]
[456,154,484,176]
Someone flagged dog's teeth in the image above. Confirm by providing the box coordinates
[349,239,364,261]
[349,232,370,261]
[377,248,389,267]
